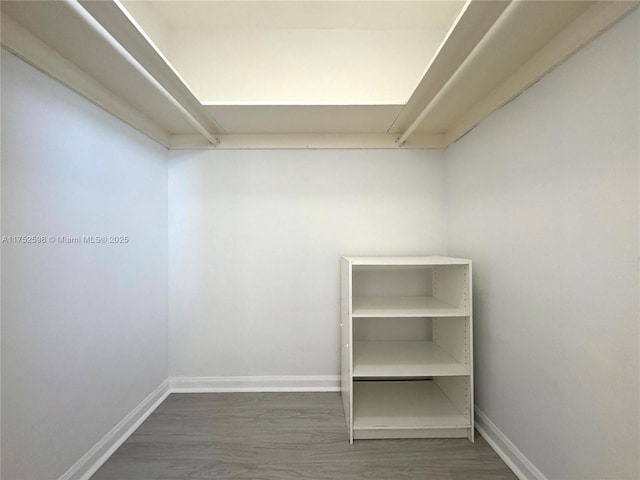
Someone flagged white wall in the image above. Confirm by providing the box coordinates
[168,149,446,377]
[445,10,639,480]
[1,51,169,480]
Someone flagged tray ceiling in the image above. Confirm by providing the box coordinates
[1,0,637,149]
[121,0,466,105]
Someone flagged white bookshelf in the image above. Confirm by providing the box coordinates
[341,256,474,443]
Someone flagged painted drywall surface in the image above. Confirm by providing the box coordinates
[168,149,445,376]
[165,29,444,104]
[1,51,169,480]
[120,1,464,105]
[445,10,639,480]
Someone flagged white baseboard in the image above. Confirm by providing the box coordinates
[475,407,547,480]
[58,380,171,480]
[170,375,341,393]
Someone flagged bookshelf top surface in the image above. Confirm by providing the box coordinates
[343,256,470,266]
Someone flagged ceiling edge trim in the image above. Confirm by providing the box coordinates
[398,0,521,145]
[66,0,216,145]
[444,0,640,146]
[79,0,225,136]
[170,133,446,150]
[1,14,172,148]
[389,0,511,135]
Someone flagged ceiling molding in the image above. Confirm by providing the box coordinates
[170,133,446,150]
[79,0,224,137]
[388,0,512,135]
[1,14,172,148]
[77,0,223,143]
[443,0,640,145]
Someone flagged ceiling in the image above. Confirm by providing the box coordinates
[1,0,638,149]
[131,1,464,30]
[121,1,465,105]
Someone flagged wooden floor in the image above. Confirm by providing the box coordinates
[91,393,516,480]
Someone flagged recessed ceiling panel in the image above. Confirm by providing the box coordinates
[144,0,466,30]
[121,0,466,105]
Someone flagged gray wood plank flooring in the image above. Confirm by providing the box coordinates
[91,393,516,480]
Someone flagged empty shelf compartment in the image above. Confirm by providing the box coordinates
[353,380,470,430]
